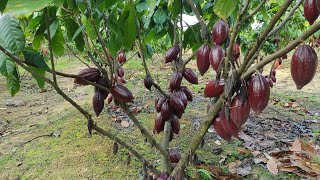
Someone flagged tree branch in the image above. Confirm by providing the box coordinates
[161,119,172,172]
[242,0,267,22]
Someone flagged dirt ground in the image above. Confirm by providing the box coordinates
[0,52,319,179]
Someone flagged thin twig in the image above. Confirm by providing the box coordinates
[65,43,91,68]
[242,0,267,22]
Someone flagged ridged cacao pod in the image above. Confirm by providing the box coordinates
[220,111,239,138]
[248,74,270,115]
[212,115,231,141]
[233,43,240,60]
[183,68,198,84]
[212,20,228,45]
[204,79,225,98]
[230,94,250,128]
[117,66,124,77]
[168,148,181,163]
[161,100,171,121]
[173,109,183,119]
[95,76,109,100]
[291,45,318,90]
[172,90,188,109]
[304,0,320,25]
[169,71,183,91]
[144,75,153,90]
[106,94,113,104]
[197,44,211,76]
[154,114,165,134]
[165,44,180,63]
[92,91,105,117]
[156,97,167,112]
[209,45,225,71]
[171,116,180,135]
[180,86,193,102]
[74,68,100,85]
[111,84,134,102]
[117,50,126,63]
[169,95,184,115]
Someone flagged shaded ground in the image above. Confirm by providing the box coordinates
[0,52,319,179]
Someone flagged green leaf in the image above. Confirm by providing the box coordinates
[119,4,137,50]
[6,66,20,96]
[32,34,44,50]
[28,15,44,30]
[72,25,85,41]
[5,0,54,17]
[213,0,238,20]
[143,0,157,28]
[23,48,50,71]
[85,18,97,40]
[44,20,59,39]
[0,0,8,13]
[136,1,148,13]
[29,66,45,89]
[51,25,64,56]
[0,15,25,54]
[97,0,117,11]
[64,18,85,52]
[153,8,166,25]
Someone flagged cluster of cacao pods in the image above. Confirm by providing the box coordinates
[304,0,320,25]
[74,50,134,117]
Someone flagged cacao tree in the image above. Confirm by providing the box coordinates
[0,0,319,179]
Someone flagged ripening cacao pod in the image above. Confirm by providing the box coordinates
[168,148,181,163]
[304,0,320,25]
[173,109,183,119]
[161,100,171,121]
[291,45,318,90]
[157,173,169,180]
[209,45,225,71]
[273,58,282,69]
[212,20,228,45]
[233,43,240,60]
[169,95,185,114]
[268,77,274,88]
[169,129,174,141]
[111,84,134,102]
[212,115,231,141]
[154,114,165,134]
[92,91,105,117]
[183,68,198,84]
[156,97,167,112]
[204,79,225,98]
[220,111,239,138]
[169,71,183,91]
[144,75,153,90]
[117,50,126,63]
[171,116,180,135]
[74,68,100,85]
[179,86,193,102]
[117,66,124,77]
[197,44,211,76]
[95,76,109,100]
[248,74,270,115]
[165,44,180,63]
[107,94,113,104]
[117,76,126,84]
[230,93,250,128]
[172,90,188,109]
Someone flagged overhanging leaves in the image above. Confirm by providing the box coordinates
[5,0,54,17]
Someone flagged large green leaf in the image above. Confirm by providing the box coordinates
[44,20,59,39]
[29,66,45,89]
[64,18,84,52]
[0,53,20,96]
[23,48,50,71]
[153,8,166,25]
[5,0,54,16]
[213,0,238,20]
[0,15,25,53]
[120,4,137,50]
[0,0,8,13]
[51,25,65,56]
[143,0,157,29]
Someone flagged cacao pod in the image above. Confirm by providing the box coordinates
[165,44,180,63]
[169,95,185,114]
[144,75,153,90]
[180,86,193,102]
[117,50,126,63]
[117,76,126,84]
[173,109,183,119]
[248,74,270,115]
[96,76,109,100]
[157,173,169,180]
[212,20,228,45]
[209,45,225,71]
[212,115,231,141]
[161,100,171,121]
[155,98,159,112]
[230,93,250,128]
[304,0,320,25]
[183,68,198,84]
[169,129,174,141]
[291,45,318,89]
[196,44,211,76]
[169,71,183,91]
[156,96,167,112]
[172,90,188,109]
[107,94,113,104]
[171,116,180,135]
[117,66,124,77]
[92,91,105,117]
[74,68,100,85]
[154,114,165,134]
[111,84,134,102]
[220,111,239,138]
[168,148,181,163]
[233,43,240,60]
[204,79,225,98]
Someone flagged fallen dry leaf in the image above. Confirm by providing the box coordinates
[121,121,130,127]
[267,157,278,175]
[289,138,302,152]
